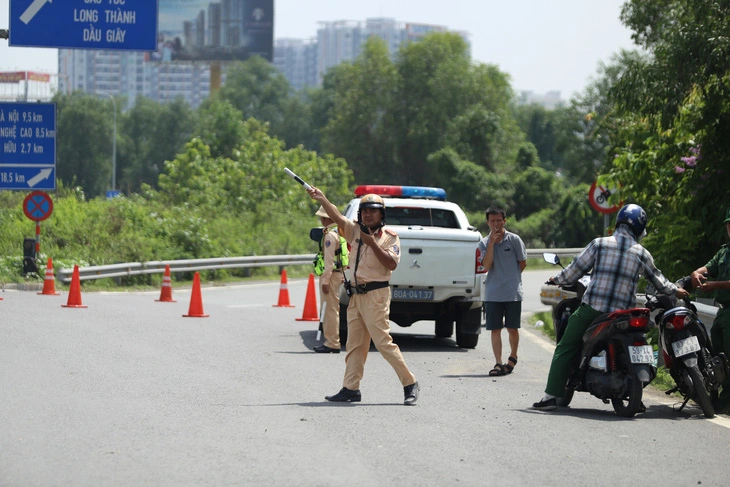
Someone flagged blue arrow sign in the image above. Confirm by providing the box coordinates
[0,102,56,191]
[0,166,55,190]
[9,0,158,51]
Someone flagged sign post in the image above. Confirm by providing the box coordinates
[588,181,622,235]
[0,102,56,191]
[23,190,54,270]
[9,0,158,51]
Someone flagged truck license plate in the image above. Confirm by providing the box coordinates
[392,289,434,301]
[629,345,654,364]
[672,336,701,357]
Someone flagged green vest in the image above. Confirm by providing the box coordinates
[313,227,348,276]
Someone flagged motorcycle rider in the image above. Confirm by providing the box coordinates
[690,207,730,413]
[532,204,690,411]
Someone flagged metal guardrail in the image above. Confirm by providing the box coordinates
[55,247,721,323]
[57,254,316,283]
[58,248,582,283]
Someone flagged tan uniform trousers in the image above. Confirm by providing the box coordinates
[343,287,416,390]
[320,271,342,349]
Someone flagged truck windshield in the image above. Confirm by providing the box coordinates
[386,207,459,228]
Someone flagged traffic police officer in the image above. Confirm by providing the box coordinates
[313,206,347,353]
[307,187,419,405]
[691,207,730,413]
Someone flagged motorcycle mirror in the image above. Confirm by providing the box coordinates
[543,253,560,266]
[309,227,324,242]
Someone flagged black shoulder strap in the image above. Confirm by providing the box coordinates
[353,239,363,287]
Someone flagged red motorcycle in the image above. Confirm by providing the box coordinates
[545,253,656,417]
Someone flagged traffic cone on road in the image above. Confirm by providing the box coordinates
[62,265,87,308]
[272,269,295,307]
[296,273,319,322]
[38,257,61,295]
[156,264,176,302]
[183,272,209,318]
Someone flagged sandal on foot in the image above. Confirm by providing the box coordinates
[505,356,518,374]
[489,363,506,376]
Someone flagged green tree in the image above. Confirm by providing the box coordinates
[216,57,299,146]
[193,98,248,159]
[319,38,399,183]
[118,96,193,193]
[605,0,730,275]
[512,166,558,220]
[54,92,114,198]
[393,33,519,183]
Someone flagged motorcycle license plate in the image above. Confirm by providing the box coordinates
[671,336,701,357]
[629,345,654,364]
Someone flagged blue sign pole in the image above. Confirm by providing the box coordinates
[9,0,159,51]
[0,102,56,191]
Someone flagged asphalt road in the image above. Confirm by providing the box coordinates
[2,270,729,486]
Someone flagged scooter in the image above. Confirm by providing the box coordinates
[645,276,729,418]
[543,253,655,417]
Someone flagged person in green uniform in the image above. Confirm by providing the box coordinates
[691,207,730,413]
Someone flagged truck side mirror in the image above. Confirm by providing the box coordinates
[309,227,324,242]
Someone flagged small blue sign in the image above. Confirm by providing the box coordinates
[9,0,158,51]
[106,190,121,199]
[0,102,56,191]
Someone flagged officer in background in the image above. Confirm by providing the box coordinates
[308,187,419,405]
[691,206,730,413]
[313,206,348,353]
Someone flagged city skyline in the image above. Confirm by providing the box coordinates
[1,0,638,99]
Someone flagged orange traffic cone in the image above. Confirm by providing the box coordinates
[62,264,87,308]
[156,264,176,302]
[296,273,319,322]
[272,269,295,307]
[38,257,61,295]
[183,272,209,318]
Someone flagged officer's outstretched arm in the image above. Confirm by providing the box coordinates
[307,187,348,228]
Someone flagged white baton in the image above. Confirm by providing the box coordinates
[284,167,312,190]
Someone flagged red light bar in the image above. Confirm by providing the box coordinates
[355,185,402,197]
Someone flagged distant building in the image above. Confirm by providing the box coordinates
[272,38,318,91]
[516,90,564,110]
[58,50,212,110]
[313,18,470,86]
[57,17,470,108]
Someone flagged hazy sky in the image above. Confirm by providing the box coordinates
[0,0,638,98]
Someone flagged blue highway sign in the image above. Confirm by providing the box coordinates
[0,102,56,191]
[9,0,158,51]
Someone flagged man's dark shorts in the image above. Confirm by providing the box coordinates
[485,301,522,330]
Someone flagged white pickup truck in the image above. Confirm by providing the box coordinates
[336,185,485,348]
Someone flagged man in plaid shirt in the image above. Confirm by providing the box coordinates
[532,204,689,411]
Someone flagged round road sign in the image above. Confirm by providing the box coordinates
[588,182,622,214]
[23,190,54,222]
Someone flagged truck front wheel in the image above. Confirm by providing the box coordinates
[435,316,453,337]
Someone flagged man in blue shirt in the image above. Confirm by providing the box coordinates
[478,207,527,377]
[532,204,689,410]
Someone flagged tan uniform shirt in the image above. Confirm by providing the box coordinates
[321,223,341,281]
[339,219,400,283]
